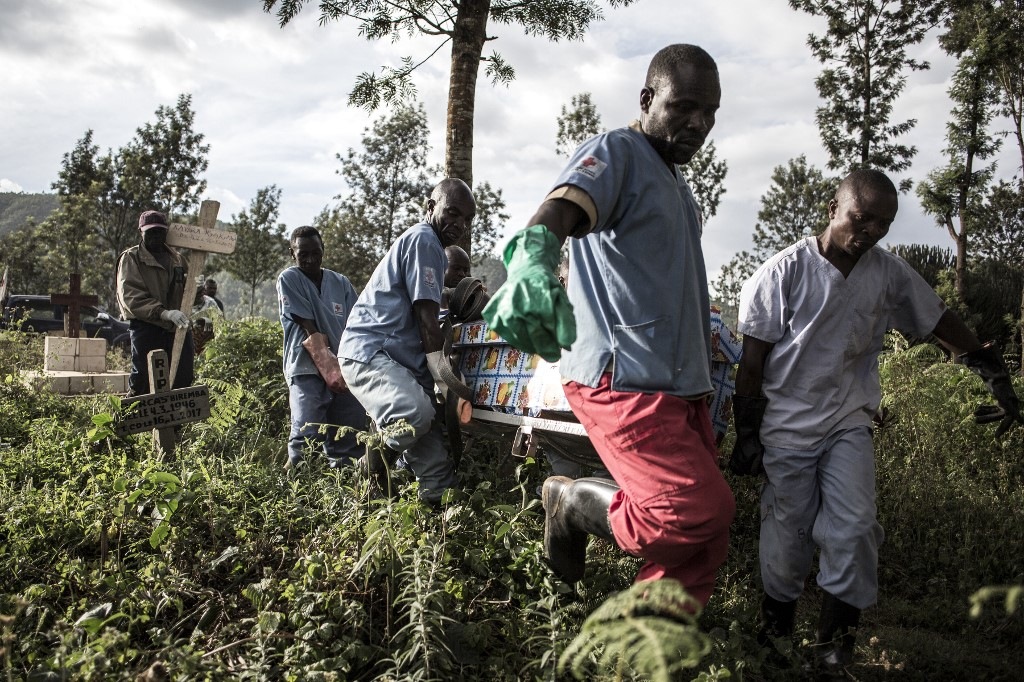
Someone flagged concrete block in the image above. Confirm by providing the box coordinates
[44,353,77,372]
[43,337,78,372]
[51,374,73,394]
[23,369,131,396]
[24,371,72,394]
[68,374,93,394]
[93,373,130,394]
[78,338,107,357]
[77,355,106,373]
[44,336,78,357]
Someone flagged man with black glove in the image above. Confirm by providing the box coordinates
[339,179,475,505]
[733,168,1022,673]
[115,210,195,396]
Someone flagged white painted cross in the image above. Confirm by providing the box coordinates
[164,200,236,384]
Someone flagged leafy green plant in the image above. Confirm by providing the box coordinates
[2,325,1023,680]
[560,579,711,682]
[970,585,1024,618]
[196,316,288,437]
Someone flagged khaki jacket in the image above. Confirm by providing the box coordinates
[115,242,188,332]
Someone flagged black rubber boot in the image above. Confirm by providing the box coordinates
[815,592,861,673]
[359,443,401,499]
[541,476,618,582]
[758,593,797,644]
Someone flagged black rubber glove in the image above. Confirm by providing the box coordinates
[729,395,769,476]
[959,343,1023,438]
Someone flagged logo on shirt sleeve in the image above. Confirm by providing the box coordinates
[280,294,289,307]
[333,302,345,315]
[572,155,607,179]
[424,267,437,288]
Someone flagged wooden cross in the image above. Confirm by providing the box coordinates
[0,264,9,305]
[50,273,98,339]
[164,200,236,384]
[114,349,211,457]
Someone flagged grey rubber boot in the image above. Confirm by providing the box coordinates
[541,476,619,582]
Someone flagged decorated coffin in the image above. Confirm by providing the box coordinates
[453,321,570,415]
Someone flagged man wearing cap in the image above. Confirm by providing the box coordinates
[116,210,194,396]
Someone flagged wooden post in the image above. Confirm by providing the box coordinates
[148,350,176,456]
[164,200,236,385]
[115,349,212,458]
[50,273,98,339]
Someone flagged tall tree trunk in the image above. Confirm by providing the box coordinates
[955,220,967,301]
[860,4,872,167]
[446,0,490,256]
[944,214,967,302]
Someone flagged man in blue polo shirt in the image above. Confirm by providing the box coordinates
[340,179,476,504]
[484,44,735,607]
[277,225,365,469]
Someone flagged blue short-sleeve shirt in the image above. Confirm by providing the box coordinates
[277,266,359,379]
[556,125,713,398]
[339,222,446,387]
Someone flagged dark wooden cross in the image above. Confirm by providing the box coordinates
[114,349,211,458]
[50,273,98,339]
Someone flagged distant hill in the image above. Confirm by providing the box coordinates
[0,192,59,237]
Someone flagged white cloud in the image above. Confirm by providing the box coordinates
[202,186,246,221]
[0,178,24,193]
[1,0,1020,281]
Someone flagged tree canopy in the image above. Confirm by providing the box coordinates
[0,95,211,307]
[790,0,942,187]
[261,0,636,254]
[318,102,508,288]
[221,185,290,316]
[714,156,833,317]
[918,5,1005,299]
[680,141,728,223]
[556,92,602,158]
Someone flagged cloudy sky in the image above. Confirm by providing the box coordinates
[2,0,1021,286]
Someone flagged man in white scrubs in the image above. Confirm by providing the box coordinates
[734,168,1022,672]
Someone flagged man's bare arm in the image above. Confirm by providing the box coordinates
[735,334,776,397]
[413,299,444,354]
[930,309,982,357]
[525,199,587,246]
[292,314,319,337]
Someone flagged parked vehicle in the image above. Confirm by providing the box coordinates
[1,294,130,351]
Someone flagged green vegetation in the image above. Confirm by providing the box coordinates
[0,192,58,239]
[0,322,1021,680]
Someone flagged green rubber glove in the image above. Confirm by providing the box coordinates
[482,225,576,362]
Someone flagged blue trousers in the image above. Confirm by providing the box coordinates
[287,373,367,466]
[128,319,194,395]
[340,352,457,503]
[760,426,884,609]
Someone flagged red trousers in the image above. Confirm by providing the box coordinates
[563,375,735,606]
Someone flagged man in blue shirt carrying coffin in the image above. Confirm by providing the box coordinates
[484,44,735,607]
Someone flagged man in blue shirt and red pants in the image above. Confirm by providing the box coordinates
[484,44,735,607]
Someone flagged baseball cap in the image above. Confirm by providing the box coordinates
[139,210,169,231]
